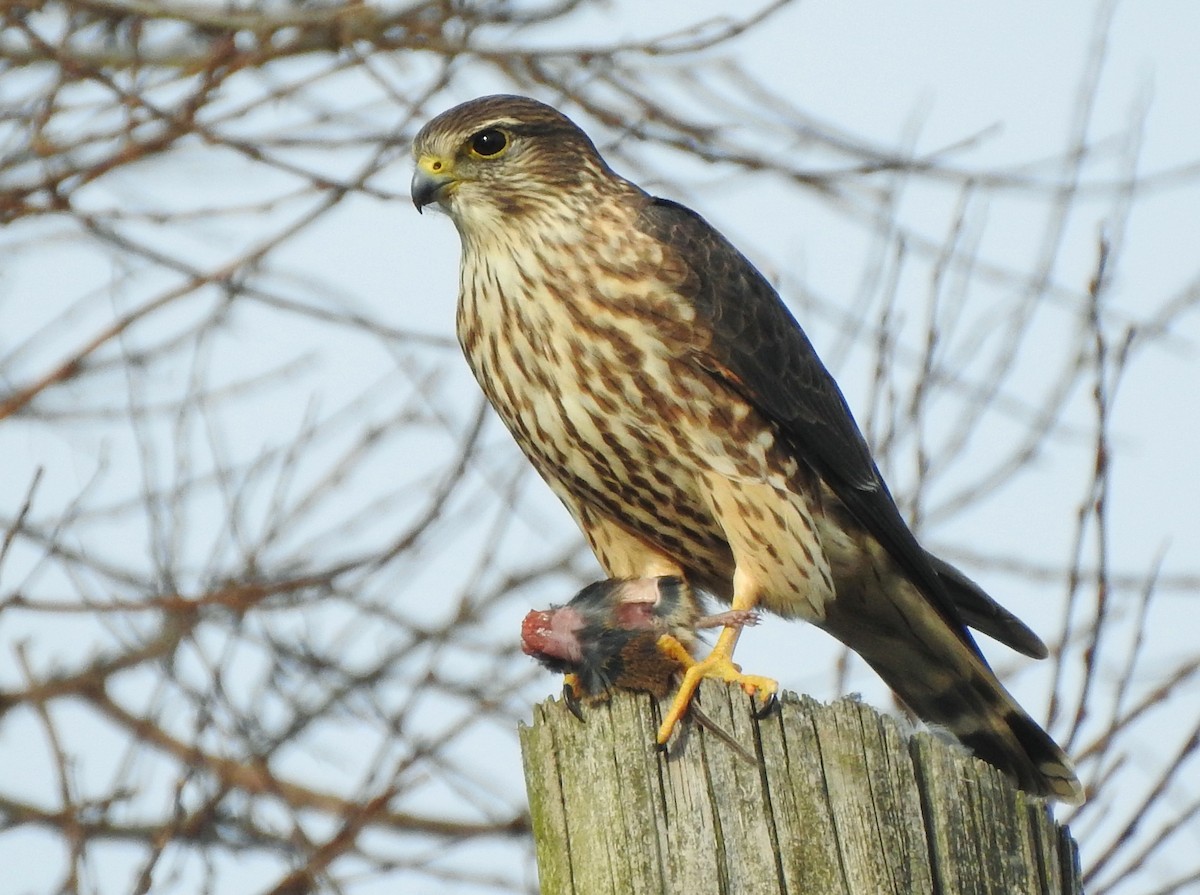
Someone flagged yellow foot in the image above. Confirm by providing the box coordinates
[653,634,778,745]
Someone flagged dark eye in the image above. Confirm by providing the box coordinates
[470,128,508,157]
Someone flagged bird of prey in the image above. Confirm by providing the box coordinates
[522,576,758,703]
[411,95,1082,802]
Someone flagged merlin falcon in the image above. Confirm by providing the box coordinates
[412,95,1082,803]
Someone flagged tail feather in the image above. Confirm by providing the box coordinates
[820,569,1083,804]
[917,666,1083,803]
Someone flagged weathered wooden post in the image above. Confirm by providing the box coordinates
[520,682,1080,894]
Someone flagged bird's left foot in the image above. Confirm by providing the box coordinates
[653,635,778,745]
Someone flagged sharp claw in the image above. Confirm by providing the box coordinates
[653,630,779,744]
[753,691,780,720]
[562,681,585,722]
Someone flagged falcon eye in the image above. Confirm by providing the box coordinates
[469,128,508,157]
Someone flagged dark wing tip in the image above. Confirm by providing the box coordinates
[929,554,1049,659]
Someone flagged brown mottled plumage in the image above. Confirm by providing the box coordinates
[411,95,1082,803]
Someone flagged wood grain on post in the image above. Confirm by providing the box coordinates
[519,682,1080,895]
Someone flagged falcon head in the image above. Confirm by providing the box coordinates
[411,95,629,232]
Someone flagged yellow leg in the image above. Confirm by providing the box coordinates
[654,612,778,745]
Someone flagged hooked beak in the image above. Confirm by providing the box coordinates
[411,159,457,213]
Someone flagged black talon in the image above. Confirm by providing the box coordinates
[753,692,779,720]
[562,682,586,722]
